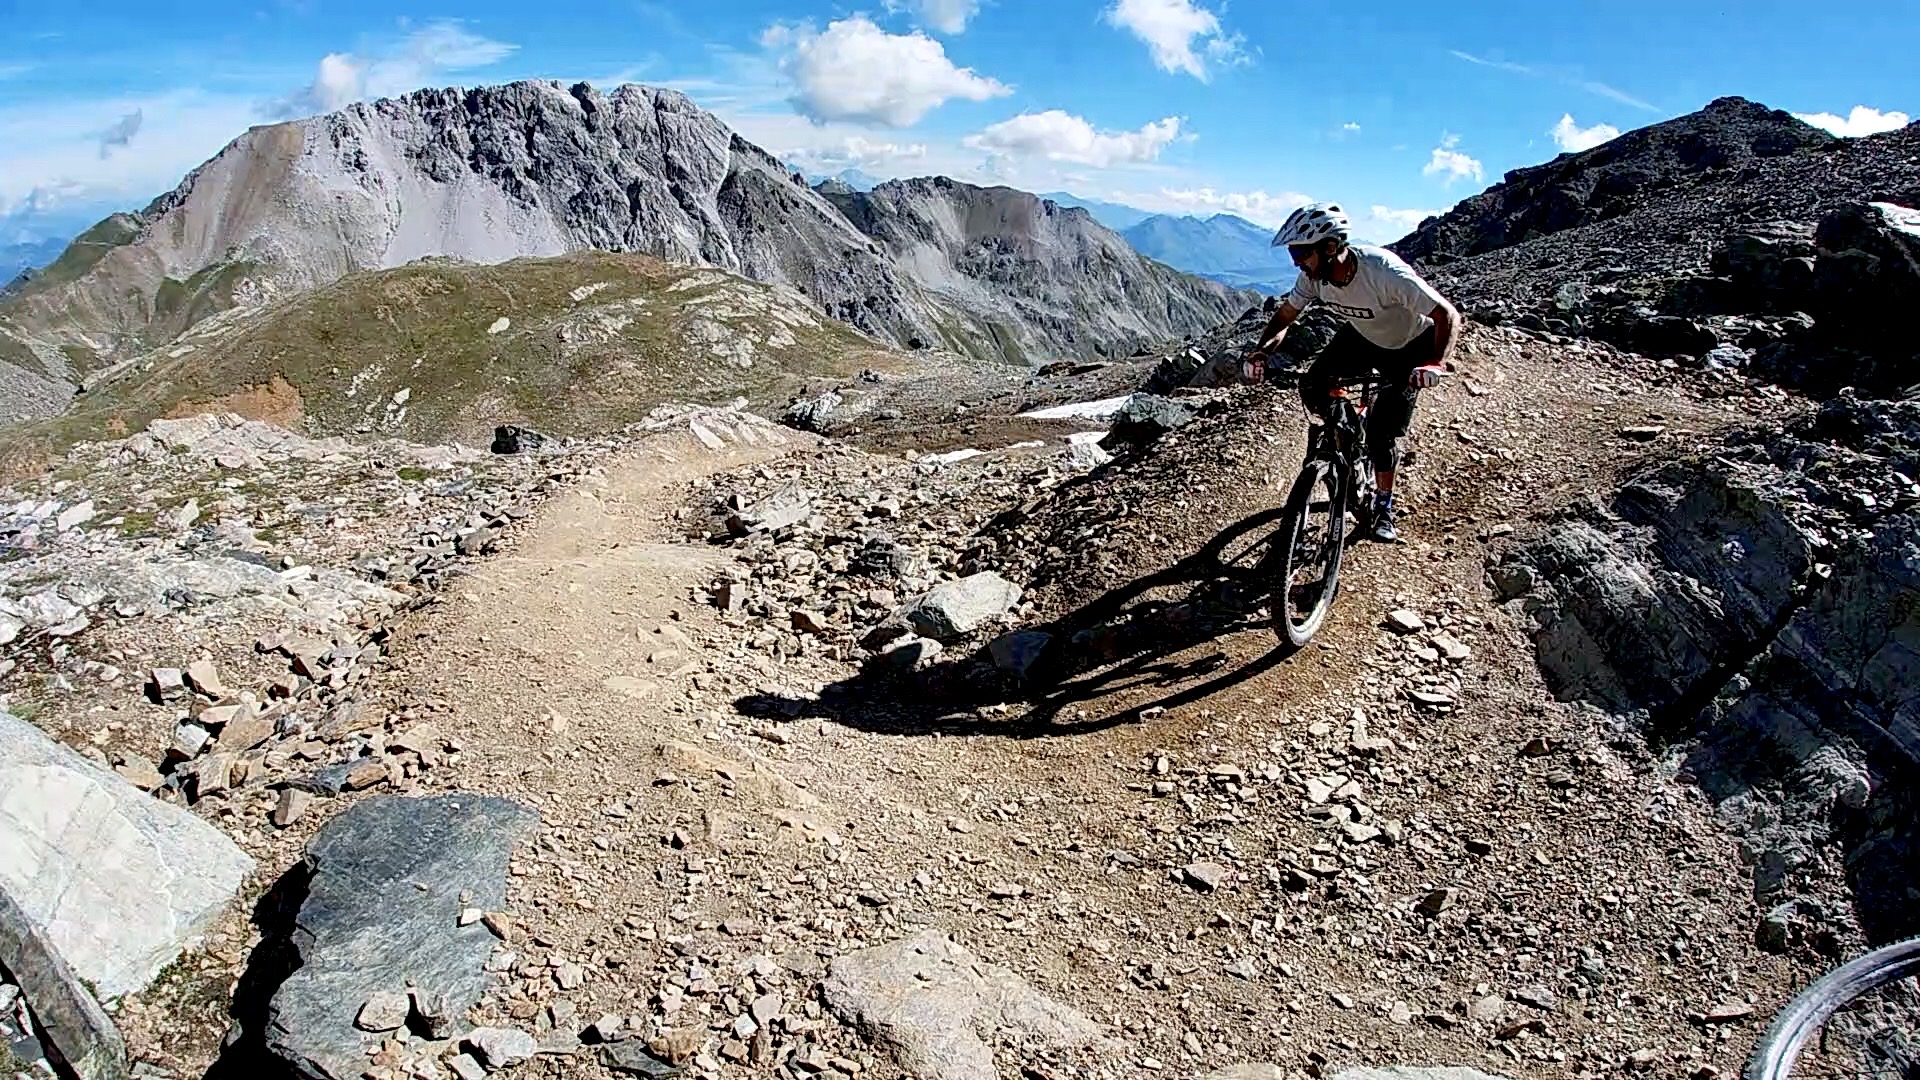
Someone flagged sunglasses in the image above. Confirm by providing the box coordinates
[1287,245,1319,266]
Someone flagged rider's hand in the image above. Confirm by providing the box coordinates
[1240,351,1267,384]
[1409,364,1446,390]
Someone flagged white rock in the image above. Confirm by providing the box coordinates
[486,317,511,335]
[0,710,254,999]
[56,500,95,532]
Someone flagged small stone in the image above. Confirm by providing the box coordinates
[1387,609,1425,633]
[446,1053,488,1080]
[750,994,782,1025]
[1469,995,1506,1022]
[987,883,1025,899]
[355,990,411,1032]
[1224,957,1260,980]
[1519,736,1553,757]
[272,788,312,828]
[588,1014,624,1043]
[1416,888,1455,917]
[464,1027,538,1069]
[344,760,388,791]
[554,962,585,990]
[184,660,226,698]
[1341,822,1381,844]
[1514,986,1557,1010]
[790,610,830,635]
[1625,1049,1662,1071]
[1182,862,1227,891]
[646,1026,704,1065]
[1702,1002,1755,1024]
[482,912,514,941]
[170,722,212,761]
[148,668,188,704]
[1620,425,1667,441]
[115,758,166,791]
[410,989,457,1039]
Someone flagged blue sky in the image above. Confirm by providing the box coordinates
[1,0,1914,246]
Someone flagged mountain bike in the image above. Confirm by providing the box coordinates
[1267,373,1384,647]
[1747,936,1920,1080]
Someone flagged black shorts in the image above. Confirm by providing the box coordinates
[1299,323,1435,474]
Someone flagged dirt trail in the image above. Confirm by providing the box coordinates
[327,337,1830,1080]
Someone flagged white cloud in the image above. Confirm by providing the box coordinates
[1362,205,1441,242]
[276,21,518,118]
[1133,187,1312,228]
[1342,122,1362,133]
[964,111,1181,168]
[770,17,1010,127]
[1793,105,1911,138]
[885,0,981,34]
[784,136,929,174]
[1103,0,1244,81]
[1423,135,1483,186]
[1550,113,1620,153]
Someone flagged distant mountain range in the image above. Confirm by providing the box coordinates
[1120,213,1294,295]
[803,168,885,192]
[1037,192,1157,232]
[0,237,71,289]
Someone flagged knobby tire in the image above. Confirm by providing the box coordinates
[1271,459,1347,647]
[1746,936,1920,1080]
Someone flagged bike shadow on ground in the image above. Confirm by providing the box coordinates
[735,507,1315,740]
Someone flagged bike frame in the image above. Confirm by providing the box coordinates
[1305,377,1384,516]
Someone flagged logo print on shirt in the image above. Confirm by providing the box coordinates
[1325,302,1376,320]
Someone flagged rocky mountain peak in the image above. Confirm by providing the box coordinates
[0,80,1246,419]
[1394,96,1837,263]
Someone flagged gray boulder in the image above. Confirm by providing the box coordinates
[265,795,538,1079]
[821,930,1108,1080]
[904,572,1023,643]
[1101,394,1199,449]
[726,484,813,536]
[0,709,253,1001]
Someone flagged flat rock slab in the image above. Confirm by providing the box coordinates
[1336,1060,1512,1068]
[0,709,253,1000]
[265,795,537,1080]
[821,929,1106,1080]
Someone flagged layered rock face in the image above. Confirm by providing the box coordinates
[824,178,1252,364]
[1495,394,1920,942]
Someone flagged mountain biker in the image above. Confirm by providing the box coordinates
[1241,202,1457,543]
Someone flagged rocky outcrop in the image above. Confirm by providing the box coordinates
[1396,97,1835,263]
[1391,98,1919,393]
[0,709,254,1001]
[823,177,1251,364]
[1495,393,1920,941]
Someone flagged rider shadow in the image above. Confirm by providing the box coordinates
[735,507,1305,739]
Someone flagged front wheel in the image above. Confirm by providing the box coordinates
[1271,459,1348,647]
[1746,936,1920,1080]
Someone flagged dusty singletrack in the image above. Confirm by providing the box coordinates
[268,333,1833,1079]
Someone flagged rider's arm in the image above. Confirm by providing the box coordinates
[1427,300,1458,366]
[1253,299,1303,355]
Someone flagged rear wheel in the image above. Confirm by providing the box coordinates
[1271,460,1347,647]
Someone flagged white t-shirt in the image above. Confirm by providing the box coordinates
[1286,245,1446,350]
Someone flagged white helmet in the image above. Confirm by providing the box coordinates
[1272,202,1351,248]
